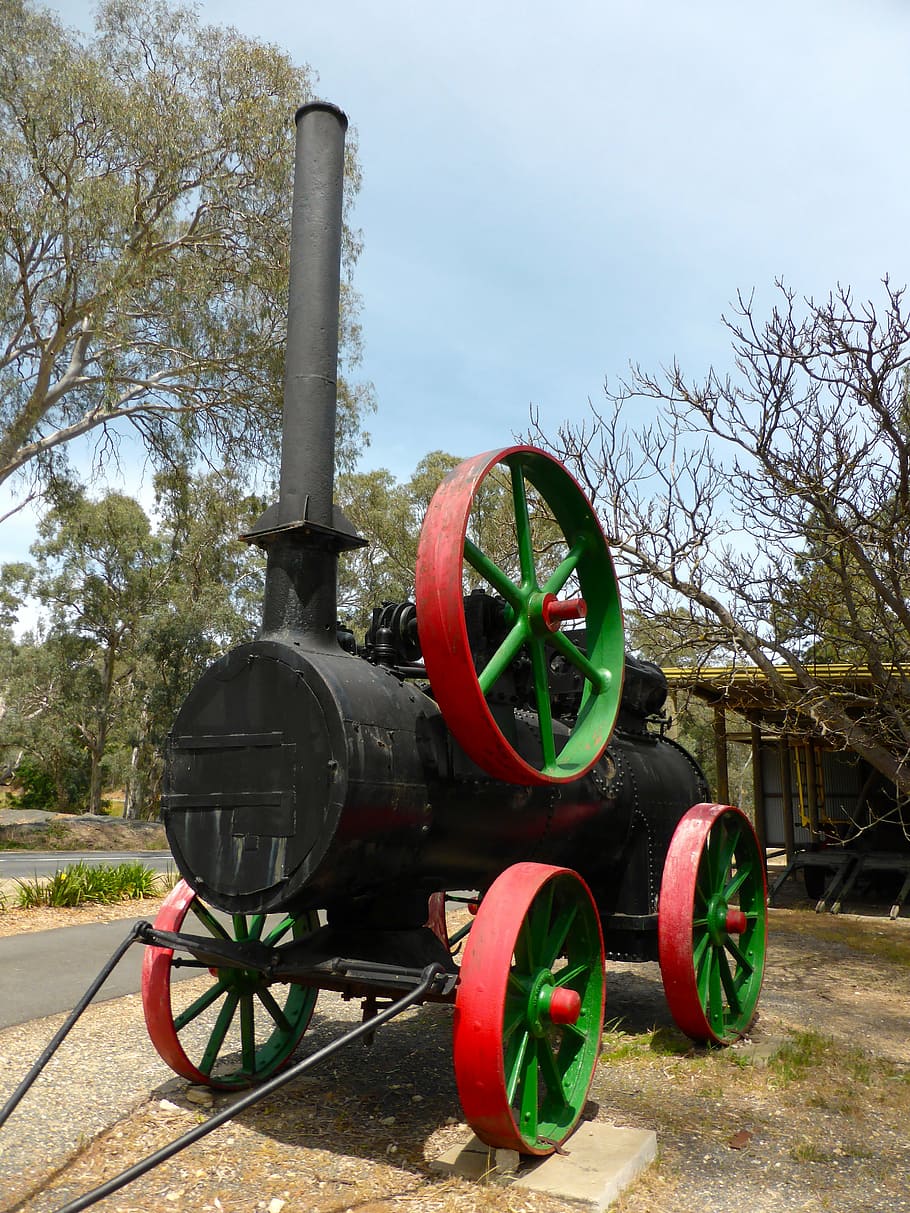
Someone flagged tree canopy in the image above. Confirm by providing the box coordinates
[0,0,371,517]
[532,279,910,807]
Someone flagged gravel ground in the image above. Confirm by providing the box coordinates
[1,889,909,1213]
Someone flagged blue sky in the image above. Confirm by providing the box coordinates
[3,0,910,572]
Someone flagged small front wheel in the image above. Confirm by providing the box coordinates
[142,880,318,1088]
[658,804,767,1044]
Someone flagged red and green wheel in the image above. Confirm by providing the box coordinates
[658,804,768,1044]
[415,445,624,785]
[142,880,318,1089]
[453,862,605,1155]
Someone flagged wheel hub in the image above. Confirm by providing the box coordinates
[525,969,582,1035]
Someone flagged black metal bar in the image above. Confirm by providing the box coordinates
[52,963,442,1213]
[0,922,145,1131]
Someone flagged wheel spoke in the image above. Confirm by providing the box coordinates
[717,950,741,1016]
[548,628,609,691]
[199,991,240,1075]
[478,618,529,695]
[505,1030,531,1104]
[516,1041,540,1139]
[706,948,725,1035]
[263,915,298,945]
[542,536,587,596]
[464,537,523,608]
[692,929,711,976]
[232,914,249,942]
[552,958,586,988]
[248,914,266,941]
[541,903,579,970]
[509,462,537,586]
[538,1037,569,1107]
[529,637,557,767]
[240,993,256,1073]
[190,900,229,940]
[257,986,294,1034]
[724,866,750,899]
[503,998,525,1042]
[173,979,229,1032]
[724,935,754,975]
[526,883,555,967]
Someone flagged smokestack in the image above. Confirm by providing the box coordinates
[244,102,364,644]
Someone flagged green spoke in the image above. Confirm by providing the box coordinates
[232,914,249,942]
[264,915,298,945]
[560,1021,589,1043]
[199,991,240,1075]
[527,884,555,967]
[240,993,256,1073]
[464,537,523,608]
[257,987,293,1034]
[706,948,725,1035]
[173,979,228,1032]
[478,619,529,695]
[717,951,741,1016]
[506,1030,531,1104]
[529,637,556,767]
[538,1037,569,1107]
[693,915,710,927]
[693,930,711,976]
[190,900,229,940]
[709,823,740,887]
[724,936,754,974]
[552,958,586,988]
[548,628,609,692]
[247,914,266,941]
[509,462,537,586]
[541,904,579,970]
[503,999,526,1042]
[724,867,750,899]
[542,536,587,596]
[517,1042,540,1139]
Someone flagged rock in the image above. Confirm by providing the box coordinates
[186,1086,215,1106]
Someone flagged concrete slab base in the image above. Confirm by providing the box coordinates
[431,1122,657,1210]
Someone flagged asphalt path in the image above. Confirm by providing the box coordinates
[0,850,174,880]
[0,917,172,1030]
[0,851,181,1030]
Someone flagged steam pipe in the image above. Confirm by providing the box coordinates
[279,101,347,529]
[246,102,362,644]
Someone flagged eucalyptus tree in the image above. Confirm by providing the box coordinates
[0,0,371,517]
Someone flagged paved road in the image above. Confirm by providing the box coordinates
[0,851,181,1031]
[0,918,164,1030]
[0,850,174,880]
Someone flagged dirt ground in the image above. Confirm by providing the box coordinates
[0,812,167,854]
[1,881,909,1213]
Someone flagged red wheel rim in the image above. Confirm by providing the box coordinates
[141,880,318,1088]
[415,445,624,785]
[658,804,768,1044]
[453,862,605,1154]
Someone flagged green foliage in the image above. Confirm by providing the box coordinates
[0,0,371,500]
[337,450,566,637]
[6,754,55,809]
[14,860,160,908]
[0,470,266,817]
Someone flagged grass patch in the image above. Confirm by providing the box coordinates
[771,1029,875,1088]
[14,860,164,908]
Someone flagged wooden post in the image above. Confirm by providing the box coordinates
[713,705,730,803]
[779,735,795,862]
[805,738,821,841]
[750,721,767,861]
